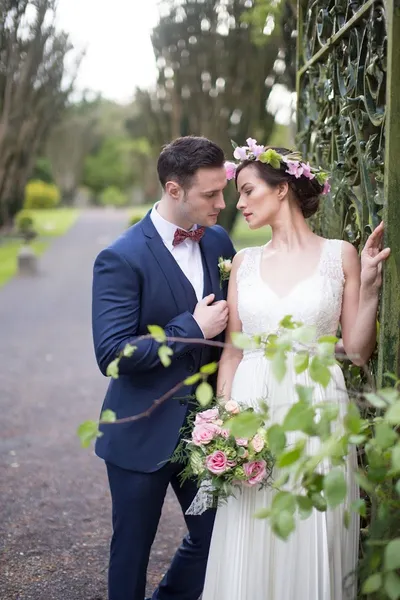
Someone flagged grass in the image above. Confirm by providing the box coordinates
[0,208,79,288]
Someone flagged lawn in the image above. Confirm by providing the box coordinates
[0,208,79,288]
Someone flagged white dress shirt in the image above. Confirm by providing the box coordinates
[150,204,204,302]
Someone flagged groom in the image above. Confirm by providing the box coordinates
[92,136,235,600]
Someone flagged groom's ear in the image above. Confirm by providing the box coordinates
[165,180,183,200]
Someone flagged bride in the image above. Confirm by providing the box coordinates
[201,143,390,600]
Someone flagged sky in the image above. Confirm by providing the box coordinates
[57,0,160,103]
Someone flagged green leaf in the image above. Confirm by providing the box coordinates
[231,332,258,350]
[362,573,382,594]
[344,403,363,435]
[396,480,400,496]
[271,351,286,382]
[77,420,101,448]
[384,571,400,600]
[375,422,398,450]
[354,471,375,494]
[318,335,338,344]
[184,373,202,386]
[309,356,331,387]
[200,362,218,375]
[254,507,271,519]
[318,342,335,357]
[384,539,400,571]
[271,491,296,513]
[295,385,314,404]
[365,392,388,409]
[226,411,262,439]
[277,440,305,468]
[294,351,309,374]
[100,410,116,423]
[392,444,400,473]
[323,469,347,508]
[106,358,119,379]
[279,315,299,330]
[271,510,295,540]
[258,148,282,169]
[158,345,173,367]
[195,382,213,407]
[148,325,166,343]
[267,424,286,454]
[309,492,327,512]
[385,401,400,425]
[283,402,315,432]
[350,499,366,517]
[231,139,238,150]
[296,495,313,520]
[122,343,136,357]
[291,325,316,344]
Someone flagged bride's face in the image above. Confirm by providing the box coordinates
[236,165,282,229]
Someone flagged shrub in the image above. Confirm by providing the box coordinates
[99,186,128,208]
[128,214,142,227]
[15,210,37,243]
[24,180,61,209]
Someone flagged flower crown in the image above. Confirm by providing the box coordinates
[224,138,331,195]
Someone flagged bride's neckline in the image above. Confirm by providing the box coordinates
[257,239,328,300]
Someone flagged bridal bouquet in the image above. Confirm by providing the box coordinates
[177,400,274,513]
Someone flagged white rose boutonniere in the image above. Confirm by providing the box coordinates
[218,256,232,288]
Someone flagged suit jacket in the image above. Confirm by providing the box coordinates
[92,211,235,472]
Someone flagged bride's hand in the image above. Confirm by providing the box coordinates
[360,221,391,293]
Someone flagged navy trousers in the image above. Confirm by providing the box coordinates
[106,460,216,600]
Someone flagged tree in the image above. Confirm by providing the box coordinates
[127,0,283,231]
[0,0,79,226]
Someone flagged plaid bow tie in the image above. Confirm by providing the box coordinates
[173,226,205,247]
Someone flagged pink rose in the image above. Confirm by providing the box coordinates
[195,408,219,425]
[243,460,267,486]
[225,400,240,414]
[250,433,265,453]
[235,438,248,447]
[192,423,220,446]
[220,428,230,439]
[224,161,237,181]
[205,450,228,475]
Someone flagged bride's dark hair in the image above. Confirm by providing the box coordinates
[235,147,323,219]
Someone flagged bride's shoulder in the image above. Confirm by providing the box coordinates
[233,245,262,266]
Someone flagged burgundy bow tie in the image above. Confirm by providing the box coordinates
[173,226,205,247]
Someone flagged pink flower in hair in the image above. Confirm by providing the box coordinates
[246,137,265,158]
[286,160,304,179]
[322,180,331,195]
[301,162,315,180]
[224,161,237,181]
[233,146,249,161]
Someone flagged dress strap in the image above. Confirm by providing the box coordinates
[236,246,263,286]
[319,239,345,283]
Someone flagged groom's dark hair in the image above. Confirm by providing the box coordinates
[157,136,225,189]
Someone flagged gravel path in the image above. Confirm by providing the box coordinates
[0,209,185,600]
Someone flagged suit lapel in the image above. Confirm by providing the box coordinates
[141,212,190,314]
[200,228,223,301]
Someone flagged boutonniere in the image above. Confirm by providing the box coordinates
[218,256,232,288]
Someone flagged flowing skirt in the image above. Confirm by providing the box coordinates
[202,352,359,600]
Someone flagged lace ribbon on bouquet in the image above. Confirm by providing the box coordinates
[185,479,215,515]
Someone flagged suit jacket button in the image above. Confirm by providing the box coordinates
[179,399,188,406]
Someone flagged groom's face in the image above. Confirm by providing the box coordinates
[180,167,227,227]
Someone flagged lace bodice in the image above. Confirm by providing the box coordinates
[236,240,344,339]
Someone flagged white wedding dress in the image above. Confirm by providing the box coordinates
[202,240,359,600]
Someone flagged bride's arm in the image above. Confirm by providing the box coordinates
[216,251,245,402]
[340,224,390,365]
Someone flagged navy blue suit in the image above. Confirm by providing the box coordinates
[92,211,235,600]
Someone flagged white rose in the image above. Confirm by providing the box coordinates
[250,433,265,453]
[223,259,232,272]
[225,400,240,414]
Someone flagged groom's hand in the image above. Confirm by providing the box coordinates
[193,294,229,339]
